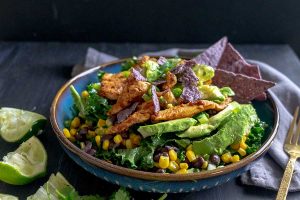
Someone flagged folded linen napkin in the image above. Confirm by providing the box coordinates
[72,47,300,191]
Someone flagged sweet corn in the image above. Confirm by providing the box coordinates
[186,150,197,162]
[95,128,103,135]
[70,128,77,136]
[63,128,71,138]
[240,141,248,150]
[230,143,240,150]
[159,155,170,169]
[176,168,187,174]
[81,90,89,98]
[69,136,76,142]
[106,119,113,127]
[179,163,189,170]
[186,144,193,151]
[102,140,109,150]
[71,117,81,128]
[242,135,247,142]
[125,139,133,149]
[169,149,178,161]
[130,134,141,145]
[95,135,101,147]
[167,104,173,108]
[113,134,123,144]
[238,148,247,157]
[168,161,180,172]
[97,119,106,127]
[221,152,232,163]
[201,161,208,169]
[80,142,85,149]
[88,130,96,137]
[231,155,240,163]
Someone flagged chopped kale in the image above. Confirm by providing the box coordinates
[121,57,138,71]
[246,122,267,154]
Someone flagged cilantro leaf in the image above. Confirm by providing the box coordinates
[109,187,131,200]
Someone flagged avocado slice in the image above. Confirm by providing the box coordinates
[178,102,240,138]
[138,118,197,138]
[192,104,258,156]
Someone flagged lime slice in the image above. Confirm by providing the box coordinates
[27,172,75,200]
[0,107,47,143]
[0,136,47,185]
[0,194,19,200]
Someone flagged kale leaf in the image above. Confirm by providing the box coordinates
[246,122,267,154]
[121,57,138,71]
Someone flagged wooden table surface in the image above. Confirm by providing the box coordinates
[0,42,300,200]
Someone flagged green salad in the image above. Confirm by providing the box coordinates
[63,38,275,174]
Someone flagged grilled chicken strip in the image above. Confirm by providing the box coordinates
[151,98,232,122]
[108,101,154,134]
[107,76,151,115]
[162,72,177,90]
[100,72,127,100]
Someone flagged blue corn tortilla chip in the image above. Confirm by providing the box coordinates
[179,67,199,85]
[157,56,168,65]
[212,69,275,103]
[152,79,167,85]
[192,37,228,68]
[116,102,139,123]
[171,60,196,74]
[181,85,201,103]
[151,85,160,113]
[131,67,147,81]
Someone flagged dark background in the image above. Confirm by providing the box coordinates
[0,0,300,54]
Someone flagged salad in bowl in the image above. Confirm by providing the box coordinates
[61,37,276,175]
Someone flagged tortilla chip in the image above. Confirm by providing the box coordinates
[212,69,275,103]
[192,37,228,67]
[116,102,139,123]
[151,85,160,113]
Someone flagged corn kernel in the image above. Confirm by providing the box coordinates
[97,119,106,127]
[169,149,178,161]
[69,136,76,142]
[130,134,141,145]
[95,128,103,135]
[102,140,109,150]
[231,155,240,163]
[95,135,101,147]
[81,90,89,98]
[242,135,247,142]
[167,104,173,108]
[168,161,180,172]
[240,141,248,150]
[121,139,126,146]
[113,134,123,144]
[106,119,113,127]
[230,143,240,150]
[221,152,232,163]
[186,150,196,162]
[154,162,160,168]
[71,117,80,128]
[238,148,247,157]
[179,163,189,170]
[125,139,133,149]
[176,168,187,174]
[201,161,208,169]
[159,155,170,169]
[88,130,96,137]
[186,144,193,151]
[70,128,77,136]
[80,142,85,149]
[63,128,71,139]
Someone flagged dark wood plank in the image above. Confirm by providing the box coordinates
[0,42,300,200]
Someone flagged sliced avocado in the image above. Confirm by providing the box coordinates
[198,85,225,103]
[175,139,191,148]
[192,104,258,155]
[178,102,240,138]
[192,64,214,83]
[138,118,197,138]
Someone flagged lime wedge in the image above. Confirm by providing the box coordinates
[0,136,47,185]
[0,194,19,200]
[0,107,47,143]
[27,172,75,200]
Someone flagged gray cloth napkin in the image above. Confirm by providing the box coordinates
[72,47,300,191]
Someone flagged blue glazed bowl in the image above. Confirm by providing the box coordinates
[50,59,279,193]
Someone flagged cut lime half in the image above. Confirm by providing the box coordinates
[27,172,75,200]
[0,194,19,200]
[0,107,47,143]
[0,136,47,185]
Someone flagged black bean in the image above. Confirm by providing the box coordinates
[153,153,162,162]
[193,156,205,169]
[209,154,220,166]
[156,169,166,173]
